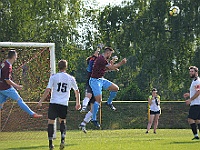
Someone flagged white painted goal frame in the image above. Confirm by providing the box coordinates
[0,42,57,138]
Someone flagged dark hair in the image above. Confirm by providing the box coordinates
[58,60,67,70]
[104,47,114,53]
[8,50,17,59]
[152,88,157,92]
[189,66,198,72]
[86,49,100,64]
[86,56,92,65]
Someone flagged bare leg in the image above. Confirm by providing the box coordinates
[153,114,160,133]
[146,115,155,133]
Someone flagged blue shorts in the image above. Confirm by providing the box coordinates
[89,78,112,96]
[0,87,21,105]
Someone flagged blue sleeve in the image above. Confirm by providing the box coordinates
[86,60,94,72]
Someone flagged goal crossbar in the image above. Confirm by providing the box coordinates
[0,42,56,75]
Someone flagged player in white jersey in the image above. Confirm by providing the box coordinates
[38,60,81,150]
[184,66,200,140]
[146,88,161,134]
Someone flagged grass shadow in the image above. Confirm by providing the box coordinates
[170,141,200,144]
[5,143,77,150]
[5,145,47,150]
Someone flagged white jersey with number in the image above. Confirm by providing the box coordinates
[190,77,200,106]
[47,72,78,106]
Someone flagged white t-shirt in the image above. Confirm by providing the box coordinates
[190,77,200,106]
[47,72,78,106]
[149,95,161,112]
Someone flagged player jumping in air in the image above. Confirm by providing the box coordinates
[79,48,100,133]
[80,48,100,113]
[0,50,42,118]
[184,66,200,140]
[38,60,81,150]
[89,47,127,128]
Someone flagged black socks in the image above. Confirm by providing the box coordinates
[60,121,66,143]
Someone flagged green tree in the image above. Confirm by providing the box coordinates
[0,0,82,60]
[97,0,200,100]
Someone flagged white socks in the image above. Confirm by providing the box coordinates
[81,111,93,126]
[82,97,90,107]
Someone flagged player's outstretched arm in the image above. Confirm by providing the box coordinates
[107,58,127,70]
[38,88,51,107]
[5,79,23,90]
[74,89,81,110]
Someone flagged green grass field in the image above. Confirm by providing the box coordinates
[0,129,200,150]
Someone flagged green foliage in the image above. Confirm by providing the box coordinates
[97,0,200,100]
[0,0,200,100]
[0,0,82,60]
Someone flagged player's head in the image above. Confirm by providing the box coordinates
[103,47,114,59]
[58,60,68,71]
[189,66,198,78]
[152,88,157,96]
[7,50,17,61]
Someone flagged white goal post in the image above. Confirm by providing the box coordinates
[0,42,57,138]
[0,42,56,74]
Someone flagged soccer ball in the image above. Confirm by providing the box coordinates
[169,6,180,16]
[112,56,118,62]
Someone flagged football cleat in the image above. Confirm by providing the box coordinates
[105,102,116,111]
[91,120,101,128]
[49,145,54,150]
[59,143,65,150]
[192,136,199,140]
[79,124,87,133]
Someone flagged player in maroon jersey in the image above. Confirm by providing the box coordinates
[0,50,42,118]
[78,48,101,133]
[89,47,127,127]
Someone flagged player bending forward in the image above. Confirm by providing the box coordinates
[0,50,42,118]
[89,47,127,128]
[38,60,81,150]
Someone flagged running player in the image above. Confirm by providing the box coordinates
[146,88,161,134]
[89,47,127,127]
[184,66,200,140]
[38,60,81,150]
[0,50,42,118]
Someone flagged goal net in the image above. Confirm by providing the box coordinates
[0,42,55,137]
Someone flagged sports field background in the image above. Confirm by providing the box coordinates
[0,101,189,132]
[0,101,196,149]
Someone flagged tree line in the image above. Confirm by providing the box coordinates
[0,0,199,100]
